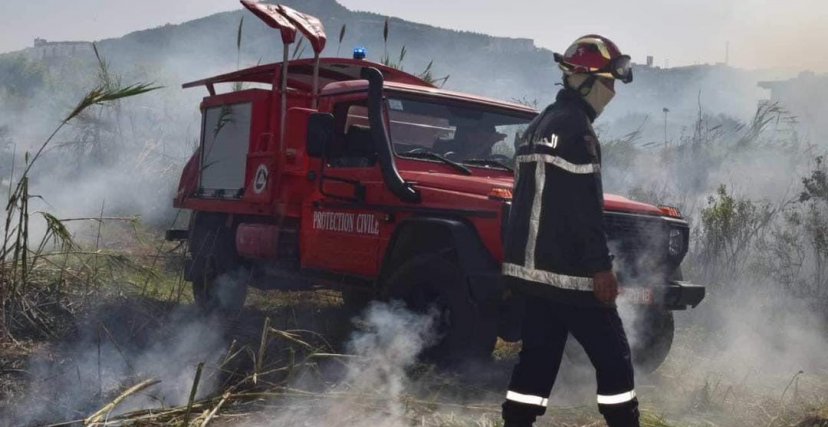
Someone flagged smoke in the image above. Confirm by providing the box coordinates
[246,301,437,427]
[2,304,229,426]
[0,43,206,238]
[602,105,828,423]
[699,293,828,376]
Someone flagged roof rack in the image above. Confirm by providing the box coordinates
[182,58,435,96]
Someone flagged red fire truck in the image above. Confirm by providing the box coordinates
[168,2,704,371]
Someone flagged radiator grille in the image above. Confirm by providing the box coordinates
[603,212,670,279]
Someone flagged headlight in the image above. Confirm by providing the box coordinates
[668,228,685,258]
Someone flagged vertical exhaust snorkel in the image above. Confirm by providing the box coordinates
[280,43,290,148]
[275,4,328,109]
[240,1,329,142]
[239,0,297,149]
[361,67,420,203]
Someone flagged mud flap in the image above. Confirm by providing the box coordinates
[183,258,204,282]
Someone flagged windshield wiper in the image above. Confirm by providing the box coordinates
[401,151,472,175]
[462,159,514,172]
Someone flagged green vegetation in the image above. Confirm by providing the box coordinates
[0,71,158,341]
[695,184,775,282]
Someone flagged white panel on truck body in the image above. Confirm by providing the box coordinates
[199,102,252,197]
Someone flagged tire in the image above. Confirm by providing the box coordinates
[383,253,497,365]
[192,270,249,313]
[188,213,248,313]
[564,266,683,372]
[564,308,675,374]
[341,287,375,313]
[629,308,674,374]
[621,266,682,372]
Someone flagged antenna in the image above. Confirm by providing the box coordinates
[725,41,730,65]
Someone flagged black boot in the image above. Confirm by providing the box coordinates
[503,414,537,427]
[599,399,640,427]
[502,401,542,427]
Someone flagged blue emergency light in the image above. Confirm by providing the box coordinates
[353,47,367,60]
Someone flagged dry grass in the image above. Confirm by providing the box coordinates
[1,227,825,427]
[1,197,825,427]
[3,259,828,427]
[0,77,159,343]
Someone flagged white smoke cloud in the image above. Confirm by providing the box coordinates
[3,306,228,425]
[243,301,437,427]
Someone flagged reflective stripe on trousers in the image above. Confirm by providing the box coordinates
[506,389,636,408]
[597,390,637,405]
[505,390,549,407]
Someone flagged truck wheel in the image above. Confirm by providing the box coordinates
[383,253,497,365]
[629,309,674,374]
[564,308,674,374]
[341,288,375,313]
[188,214,248,313]
[191,265,249,313]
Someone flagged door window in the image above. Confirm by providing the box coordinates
[327,103,377,168]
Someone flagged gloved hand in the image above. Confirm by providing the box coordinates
[593,270,619,304]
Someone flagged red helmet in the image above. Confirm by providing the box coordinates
[554,35,633,84]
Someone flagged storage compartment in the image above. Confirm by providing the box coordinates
[199,102,254,198]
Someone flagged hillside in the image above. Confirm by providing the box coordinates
[1,0,813,141]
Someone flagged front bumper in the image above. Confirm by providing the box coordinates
[472,271,706,311]
[662,280,706,310]
[473,272,706,342]
[621,280,706,310]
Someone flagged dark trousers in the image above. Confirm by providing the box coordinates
[502,297,640,427]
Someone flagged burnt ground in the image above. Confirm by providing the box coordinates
[0,289,354,425]
[2,286,828,427]
[0,288,519,426]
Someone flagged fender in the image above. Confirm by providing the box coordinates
[173,148,200,208]
[380,216,502,304]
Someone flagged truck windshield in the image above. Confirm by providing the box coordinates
[385,96,533,168]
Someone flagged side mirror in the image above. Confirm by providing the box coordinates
[307,113,335,159]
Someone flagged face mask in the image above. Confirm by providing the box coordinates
[566,75,616,117]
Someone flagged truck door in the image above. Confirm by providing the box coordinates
[302,102,385,277]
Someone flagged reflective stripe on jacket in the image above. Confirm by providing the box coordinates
[503,89,612,306]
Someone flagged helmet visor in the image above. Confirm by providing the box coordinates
[608,55,633,83]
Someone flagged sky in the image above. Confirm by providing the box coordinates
[1,0,826,72]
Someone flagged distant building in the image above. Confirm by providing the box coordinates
[32,38,93,59]
[759,71,828,141]
[485,38,536,54]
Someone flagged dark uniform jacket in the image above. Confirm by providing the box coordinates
[503,88,612,307]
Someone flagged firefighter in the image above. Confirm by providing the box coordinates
[501,35,637,427]
[439,123,507,160]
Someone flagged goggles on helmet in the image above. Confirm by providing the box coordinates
[554,53,634,84]
[603,55,633,83]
